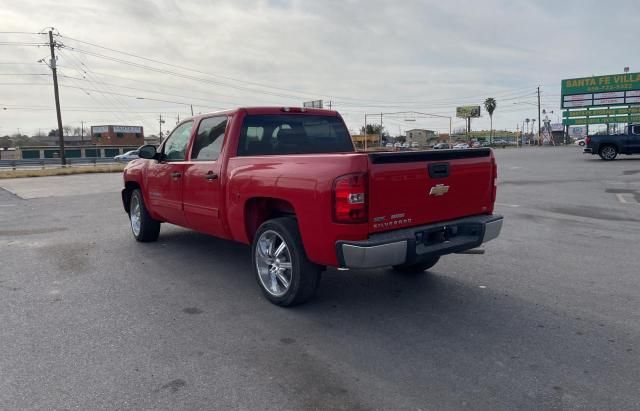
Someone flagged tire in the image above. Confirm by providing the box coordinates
[252,217,321,306]
[598,145,618,161]
[129,189,160,242]
[393,256,440,274]
[579,141,585,146]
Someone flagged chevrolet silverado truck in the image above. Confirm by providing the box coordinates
[584,123,640,160]
[122,107,503,306]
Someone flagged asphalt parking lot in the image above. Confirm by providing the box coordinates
[1,147,639,410]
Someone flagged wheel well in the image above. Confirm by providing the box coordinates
[123,181,141,214]
[245,197,296,242]
[599,143,618,152]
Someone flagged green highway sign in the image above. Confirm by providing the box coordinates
[563,114,640,126]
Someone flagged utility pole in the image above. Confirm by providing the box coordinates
[537,86,542,146]
[380,113,383,147]
[190,105,194,116]
[81,121,84,145]
[363,114,367,151]
[159,114,164,139]
[49,30,66,165]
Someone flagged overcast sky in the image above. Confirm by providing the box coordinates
[0,0,638,137]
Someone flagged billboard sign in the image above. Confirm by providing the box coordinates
[456,106,481,118]
[561,72,640,109]
[91,126,109,134]
[303,100,323,109]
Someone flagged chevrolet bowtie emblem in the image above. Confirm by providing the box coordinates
[429,184,450,196]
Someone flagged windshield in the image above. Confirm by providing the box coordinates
[237,114,354,156]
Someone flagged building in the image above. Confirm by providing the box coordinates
[15,145,140,160]
[351,134,381,149]
[91,125,144,146]
[406,129,437,147]
[30,134,93,146]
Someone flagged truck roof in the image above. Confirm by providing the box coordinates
[188,107,340,121]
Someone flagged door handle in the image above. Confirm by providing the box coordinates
[205,171,218,181]
[171,171,182,178]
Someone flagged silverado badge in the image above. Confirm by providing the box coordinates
[429,184,450,196]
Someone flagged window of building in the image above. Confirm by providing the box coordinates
[191,116,228,161]
[116,132,124,138]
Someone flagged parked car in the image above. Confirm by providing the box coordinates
[114,150,140,162]
[385,143,393,148]
[122,107,502,306]
[432,143,451,149]
[410,141,419,148]
[453,143,469,149]
[574,138,586,146]
[401,142,410,148]
[584,124,640,160]
[471,141,481,148]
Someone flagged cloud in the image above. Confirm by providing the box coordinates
[0,0,638,136]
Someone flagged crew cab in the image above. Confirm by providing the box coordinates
[584,124,640,160]
[122,107,503,306]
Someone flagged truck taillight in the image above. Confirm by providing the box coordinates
[585,136,591,145]
[491,158,497,205]
[333,173,368,223]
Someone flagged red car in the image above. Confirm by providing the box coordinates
[122,107,502,306]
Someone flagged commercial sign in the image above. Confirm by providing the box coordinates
[561,72,640,109]
[562,72,640,95]
[563,114,640,126]
[569,127,586,138]
[91,126,109,134]
[113,126,142,133]
[303,100,323,109]
[564,106,640,118]
[456,105,481,118]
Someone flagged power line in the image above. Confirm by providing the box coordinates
[59,49,145,126]
[60,49,153,127]
[0,31,43,35]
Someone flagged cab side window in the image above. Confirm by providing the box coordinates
[632,125,640,135]
[162,121,193,161]
[192,116,228,161]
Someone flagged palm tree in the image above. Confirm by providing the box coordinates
[484,98,497,144]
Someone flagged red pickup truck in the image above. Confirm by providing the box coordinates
[122,107,502,306]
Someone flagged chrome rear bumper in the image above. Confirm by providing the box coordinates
[337,215,503,269]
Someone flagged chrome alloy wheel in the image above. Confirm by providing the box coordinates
[601,146,616,160]
[255,230,293,297]
[130,195,141,236]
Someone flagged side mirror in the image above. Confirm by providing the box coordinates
[138,145,157,159]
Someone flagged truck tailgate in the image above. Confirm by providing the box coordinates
[367,149,495,233]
